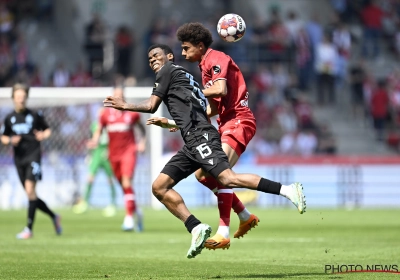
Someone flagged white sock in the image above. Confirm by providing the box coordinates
[238,208,251,221]
[280,184,292,198]
[216,226,229,239]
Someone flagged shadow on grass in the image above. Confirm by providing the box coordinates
[208,272,341,279]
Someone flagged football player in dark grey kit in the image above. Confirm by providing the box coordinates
[1,84,62,239]
[103,44,306,259]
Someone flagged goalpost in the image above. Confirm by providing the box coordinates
[0,87,164,209]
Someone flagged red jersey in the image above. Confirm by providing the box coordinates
[100,108,140,160]
[199,48,255,126]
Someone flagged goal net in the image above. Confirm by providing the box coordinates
[0,87,168,210]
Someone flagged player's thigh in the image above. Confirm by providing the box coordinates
[188,126,230,180]
[120,152,136,179]
[15,163,27,187]
[110,160,122,181]
[161,149,199,185]
[222,143,240,167]
[99,159,114,177]
[195,138,240,180]
[220,119,256,158]
[25,161,42,183]
[88,156,101,176]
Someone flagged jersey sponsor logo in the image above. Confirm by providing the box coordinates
[203,133,209,140]
[208,158,214,165]
[213,65,221,74]
[106,123,130,132]
[12,123,32,134]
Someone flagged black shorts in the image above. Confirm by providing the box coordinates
[15,160,42,185]
[161,125,230,184]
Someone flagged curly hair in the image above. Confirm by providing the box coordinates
[176,22,213,48]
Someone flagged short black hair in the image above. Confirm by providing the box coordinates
[147,44,174,56]
[176,22,213,48]
[11,83,29,99]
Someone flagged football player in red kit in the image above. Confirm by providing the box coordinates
[175,22,305,249]
[90,87,146,231]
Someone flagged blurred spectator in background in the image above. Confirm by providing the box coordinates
[296,129,318,156]
[333,22,351,89]
[360,0,384,60]
[115,25,134,77]
[285,10,303,41]
[85,14,106,75]
[295,27,312,90]
[315,32,338,105]
[50,62,70,87]
[29,66,43,87]
[12,34,31,72]
[0,34,12,86]
[317,124,337,154]
[371,79,389,141]
[0,2,13,37]
[70,63,92,87]
[266,7,290,62]
[349,60,366,118]
[294,94,315,130]
[305,13,323,85]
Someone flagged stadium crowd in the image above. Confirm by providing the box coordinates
[1,0,400,156]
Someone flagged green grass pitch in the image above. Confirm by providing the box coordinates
[0,207,399,279]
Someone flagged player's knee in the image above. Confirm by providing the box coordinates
[217,170,237,188]
[152,182,167,200]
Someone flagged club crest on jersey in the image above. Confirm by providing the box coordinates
[213,65,221,75]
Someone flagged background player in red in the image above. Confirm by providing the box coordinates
[90,86,146,231]
[175,22,305,249]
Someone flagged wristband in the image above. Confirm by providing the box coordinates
[167,119,176,127]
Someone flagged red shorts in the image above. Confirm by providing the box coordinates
[109,147,136,181]
[219,118,256,157]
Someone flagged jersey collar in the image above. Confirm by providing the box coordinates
[198,48,213,71]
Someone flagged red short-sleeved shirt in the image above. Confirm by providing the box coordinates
[199,48,255,127]
[100,108,140,160]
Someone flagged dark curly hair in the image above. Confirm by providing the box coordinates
[176,22,213,48]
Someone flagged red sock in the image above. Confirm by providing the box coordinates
[199,177,245,213]
[198,177,218,197]
[217,185,233,226]
[232,194,246,214]
[123,187,136,216]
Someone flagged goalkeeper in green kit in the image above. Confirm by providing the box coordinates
[73,109,117,217]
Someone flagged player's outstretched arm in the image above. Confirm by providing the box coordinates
[202,79,227,98]
[104,95,162,114]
